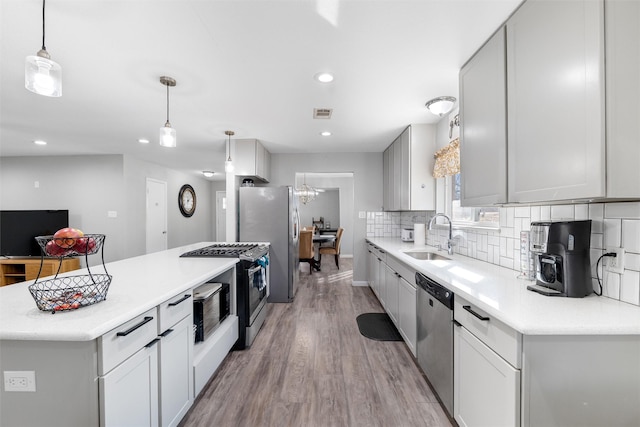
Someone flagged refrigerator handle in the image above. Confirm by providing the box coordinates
[293,208,300,242]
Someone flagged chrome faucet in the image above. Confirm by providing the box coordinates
[428,213,455,255]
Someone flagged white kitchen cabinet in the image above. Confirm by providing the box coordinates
[367,243,380,298]
[157,292,194,427]
[459,27,508,206]
[383,124,436,211]
[454,296,521,427]
[605,0,640,198]
[506,0,605,203]
[454,325,520,427]
[397,275,417,355]
[100,340,160,427]
[234,139,271,182]
[384,263,399,325]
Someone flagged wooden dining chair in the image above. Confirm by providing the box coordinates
[299,230,316,274]
[318,227,344,269]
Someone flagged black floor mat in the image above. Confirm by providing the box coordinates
[356,312,403,341]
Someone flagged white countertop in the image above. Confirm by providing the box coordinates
[367,237,640,335]
[0,242,238,341]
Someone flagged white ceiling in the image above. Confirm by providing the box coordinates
[0,0,521,180]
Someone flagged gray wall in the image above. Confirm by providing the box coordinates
[268,152,383,283]
[299,189,340,229]
[1,155,215,263]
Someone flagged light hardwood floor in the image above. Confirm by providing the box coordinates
[179,258,453,427]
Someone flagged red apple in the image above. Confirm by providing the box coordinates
[45,240,68,256]
[73,236,96,254]
[53,227,83,248]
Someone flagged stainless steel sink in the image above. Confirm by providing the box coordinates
[403,251,450,261]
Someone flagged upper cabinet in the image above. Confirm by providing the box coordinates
[605,0,640,198]
[460,0,639,205]
[383,124,436,211]
[234,139,271,182]
[459,27,508,206]
[506,0,605,203]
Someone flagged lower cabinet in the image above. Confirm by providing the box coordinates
[454,296,521,427]
[100,341,159,427]
[397,276,417,355]
[454,325,520,427]
[384,263,400,324]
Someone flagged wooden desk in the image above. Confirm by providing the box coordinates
[0,258,81,287]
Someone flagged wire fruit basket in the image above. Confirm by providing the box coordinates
[29,234,112,313]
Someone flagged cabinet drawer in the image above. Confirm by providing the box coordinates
[386,255,416,287]
[98,308,158,375]
[158,290,192,333]
[454,296,521,368]
[370,244,387,263]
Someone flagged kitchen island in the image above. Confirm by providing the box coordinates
[0,242,239,427]
[367,237,640,427]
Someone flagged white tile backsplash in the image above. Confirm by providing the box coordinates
[366,201,640,307]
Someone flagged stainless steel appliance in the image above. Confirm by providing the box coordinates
[181,243,270,349]
[238,186,300,303]
[193,281,230,342]
[528,220,592,297]
[416,272,454,418]
[401,228,414,242]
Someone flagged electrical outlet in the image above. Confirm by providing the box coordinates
[3,371,36,392]
[604,247,625,274]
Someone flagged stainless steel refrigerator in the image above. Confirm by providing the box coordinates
[238,186,300,302]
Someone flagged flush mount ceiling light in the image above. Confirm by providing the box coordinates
[159,76,177,148]
[224,130,235,173]
[425,96,457,117]
[33,140,47,146]
[25,0,62,97]
[202,171,215,178]
[314,72,334,83]
[320,131,332,136]
[138,138,150,144]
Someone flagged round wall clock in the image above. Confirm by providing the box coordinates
[178,184,196,217]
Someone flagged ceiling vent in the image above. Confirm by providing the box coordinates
[313,108,332,119]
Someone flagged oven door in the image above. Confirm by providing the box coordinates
[246,263,268,326]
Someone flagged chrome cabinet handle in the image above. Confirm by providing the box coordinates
[168,294,191,307]
[463,305,490,321]
[116,316,154,337]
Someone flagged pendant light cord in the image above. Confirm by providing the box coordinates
[41,0,47,50]
[166,82,170,125]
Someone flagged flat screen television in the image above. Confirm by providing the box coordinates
[0,210,69,257]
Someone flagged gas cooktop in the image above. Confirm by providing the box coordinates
[180,243,268,261]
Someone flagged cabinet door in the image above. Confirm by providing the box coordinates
[383,146,393,211]
[377,257,386,308]
[397,129,411,211]
[454,325,520,427]
[367,248,376,293]
[397,276,417,356]
[506,0,605,203]
[393,137,402,210]
[159,316,193,427]
[384,264,399,325]
[460,27,507,206]
[100,342,159,427]
[605,0,640,198]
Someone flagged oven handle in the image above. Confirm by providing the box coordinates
[247,265,262,277]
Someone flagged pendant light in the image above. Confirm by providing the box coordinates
[159,76,177,148]
[224,130,235,173]
[298,174,317,204]
[25,0,62,97]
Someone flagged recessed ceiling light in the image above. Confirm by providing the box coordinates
[33,140,47,145]
[314,72,334,83]
[202,171,215,178]
[320,131,332,136]
[138,138,150,144]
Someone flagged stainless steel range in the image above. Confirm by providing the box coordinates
[181,243,269,349]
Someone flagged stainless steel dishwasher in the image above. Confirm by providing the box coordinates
[416,272,454,418]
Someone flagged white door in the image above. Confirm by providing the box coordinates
[216,191,226,242]
[146,178,167,254]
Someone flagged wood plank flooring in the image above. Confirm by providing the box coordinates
[179,258,453,427]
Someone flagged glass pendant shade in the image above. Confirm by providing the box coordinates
[159,124,176,148]
[224,130,234,173]
[224,159,234,173]
[25,52,62,97]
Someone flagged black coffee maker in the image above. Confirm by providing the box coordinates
[527,220,592,297]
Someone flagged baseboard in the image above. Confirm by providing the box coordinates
[352,280,369,287]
